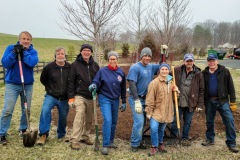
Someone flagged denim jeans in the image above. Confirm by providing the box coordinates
[98,94,119,147]
[129,96,146,147]
[171,106,193,139]
[39,94,69,138]
[205,99,236,147]
[150,118,167,147]
[0,83,33,136]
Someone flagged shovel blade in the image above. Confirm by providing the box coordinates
[23,129,38,147]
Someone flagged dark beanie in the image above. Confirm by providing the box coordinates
[80,44,93,52]
[159,63,170,71]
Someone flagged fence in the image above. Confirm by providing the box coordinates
[0,61,49,83]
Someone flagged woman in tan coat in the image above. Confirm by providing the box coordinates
[145,63,178,156]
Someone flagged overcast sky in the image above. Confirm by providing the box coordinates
[0,0,239,40]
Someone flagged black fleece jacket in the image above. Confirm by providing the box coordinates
[68,54,99,99]
[40,61,71,100]
[202,64,236,105]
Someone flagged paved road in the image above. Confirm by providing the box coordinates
[195,59,240,70]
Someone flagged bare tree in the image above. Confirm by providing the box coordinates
[230,20,240,45]
[214,22,232,46]
[202,19,217,47]
[122,0,151,61]
[59,0,125,63]
[151,0,191,49]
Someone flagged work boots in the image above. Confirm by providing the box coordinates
[37,135,47,145]
[80,139,94,145]
[158,143,167,153]
[70,142,81,150]
[148,147,158,156]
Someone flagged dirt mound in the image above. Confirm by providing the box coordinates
[52,65,240,141]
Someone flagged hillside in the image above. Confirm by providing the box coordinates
[0,33,83,62]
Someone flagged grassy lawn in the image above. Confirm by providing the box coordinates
[0,33,83,62]
[0,33,240,159]
[0,63,240,159]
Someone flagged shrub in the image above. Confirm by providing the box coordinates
[121,43,130,58]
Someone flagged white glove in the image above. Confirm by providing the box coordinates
[146,114,151,119]
[161,44,168,50]
[134,100,142,114]
[195,107,202,112]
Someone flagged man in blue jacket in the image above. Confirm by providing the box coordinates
[0,31,38,145]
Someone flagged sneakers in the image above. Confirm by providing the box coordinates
[70,142,81,150]
[181,139,191,146]
[80,139,94,145]
[37,135,47,145]
[201,140,215,146]
[108,143,117,149]
[158,143,167,153]
[101,147,109,155]
[228,146,239,153]
[0,136,7,145]
[19,129,27,139]
[148,147,158,156]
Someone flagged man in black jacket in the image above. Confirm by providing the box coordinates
[201,53,239,153]
[68,44,99,150]
[37,47,71,145]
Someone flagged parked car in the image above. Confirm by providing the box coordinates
[227,48,240,59]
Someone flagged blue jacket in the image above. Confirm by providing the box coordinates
[1,43,38,85]
[92,66,126,103]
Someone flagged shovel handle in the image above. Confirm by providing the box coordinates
[18,53,31,131]
[171,66,181,131]
[92,89,100,151]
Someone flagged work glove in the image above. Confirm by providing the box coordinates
[161,44,168,50]
[134,99,142,114]
[119,103,126,112]
[195,107,202,112]
[68,98,75,108]
[88,84,97,92]
[146,114,151,119]
[230,102,237,112]
[13,44,25,53]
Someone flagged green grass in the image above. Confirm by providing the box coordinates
[0,33,135,63]
[0,33,84,62]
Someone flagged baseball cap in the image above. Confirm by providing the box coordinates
[207,53,218,61]
[184,53,194,61]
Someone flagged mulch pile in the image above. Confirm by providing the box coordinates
[52,65,240,141]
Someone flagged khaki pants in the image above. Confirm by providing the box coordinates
[70,96,93,142]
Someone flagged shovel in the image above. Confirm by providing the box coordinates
[92,89,100,151]
[171,66,181,145]
[17,53,38,147]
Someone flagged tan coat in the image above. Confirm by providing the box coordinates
[145,75,174,123]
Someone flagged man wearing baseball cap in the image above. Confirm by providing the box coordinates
[201,53,239,153]
[170,53,204,146]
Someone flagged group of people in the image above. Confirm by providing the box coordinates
[0,31,239,157]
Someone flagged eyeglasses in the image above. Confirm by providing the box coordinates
[109,58,117,61]
[82,49,91,52]
[186,60,193,62]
